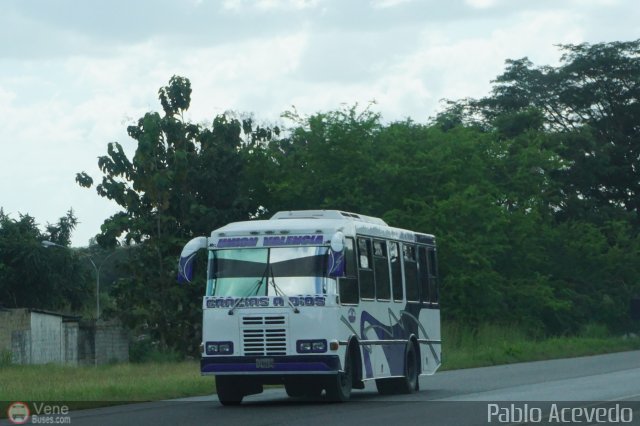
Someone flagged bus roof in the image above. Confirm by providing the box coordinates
[270,210,387,226]
[210,210,435,246]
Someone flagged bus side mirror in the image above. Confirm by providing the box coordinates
[327,250,345,278]
[330,232,345,253]
[328,232,345,278]
[178,236,208,283]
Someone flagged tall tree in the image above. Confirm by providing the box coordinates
[250,104,383,215]
[469,40,640,224]
[0,209,90,310]
[423,40,640,332]
[76,76,270,353]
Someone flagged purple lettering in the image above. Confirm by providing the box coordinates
[263,235,324,247]
[218,237,259,248]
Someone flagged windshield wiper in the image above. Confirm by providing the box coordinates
[228,265,269,315]
[269,267,300,314]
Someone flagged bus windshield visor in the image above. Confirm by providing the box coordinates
[206,246,329,297]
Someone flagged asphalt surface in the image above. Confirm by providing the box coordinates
[4,350,640,426]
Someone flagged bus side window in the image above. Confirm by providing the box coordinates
[358,238,370,269]
[418,246,430,304]
[373,240,390,301]
[358,238,375,299]
[345,237,357,278]
[389,242,403,302]
[428,248,439,304]
[403,244,419,302]
[339,238,359,304]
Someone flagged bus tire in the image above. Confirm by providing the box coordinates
[325,351,353,402]
[285,381,305,398]
[375,341,419,395]
[216,376,243,406]
[285,378,323,398]
[402,340,419,393]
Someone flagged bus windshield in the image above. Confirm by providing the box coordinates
[206,246,329,297]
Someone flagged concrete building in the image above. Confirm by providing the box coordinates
[0,308,128,365]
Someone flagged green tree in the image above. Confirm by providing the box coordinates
[249,105,383,215]
[380,124,568,332]
[76,47,640,344]
[0,209,90,310]
[432,40,640,332]
[76,76,271,353]
[469,40,640,224]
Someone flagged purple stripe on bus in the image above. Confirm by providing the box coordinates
[202,362,335,373]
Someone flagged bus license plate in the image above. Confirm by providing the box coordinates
[256,358,274,369]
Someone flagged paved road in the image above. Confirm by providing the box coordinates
[4,351,640,426]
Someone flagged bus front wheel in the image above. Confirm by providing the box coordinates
[216,376,243,406]
[216,376,263,406]
[325,355,353,402]
[285,378,323,399]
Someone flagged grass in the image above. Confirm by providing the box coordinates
[1,323,639,416]
[0,361,213,408]
[441,322,640,370]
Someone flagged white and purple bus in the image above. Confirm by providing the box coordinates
[178,210,441,405]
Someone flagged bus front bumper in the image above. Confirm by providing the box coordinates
[201,355,341,375]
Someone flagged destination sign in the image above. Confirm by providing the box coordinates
[213,234,325,249]
[204,295,327,309]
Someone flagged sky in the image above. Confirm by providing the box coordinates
[0,0,638,247]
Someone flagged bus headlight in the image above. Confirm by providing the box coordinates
[205,341,234,355]
[312,341,327,352]
[297,339,327,353]
[298,341,312,352]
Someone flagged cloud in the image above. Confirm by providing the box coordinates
[223,0,320,11]
[465,0,498,8]
[371,0,414,9]
[1,0,637,246]
[2,0,560,62]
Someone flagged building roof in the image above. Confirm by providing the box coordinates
[0,307,81,321]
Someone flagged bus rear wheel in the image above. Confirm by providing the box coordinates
[375,341,419,395]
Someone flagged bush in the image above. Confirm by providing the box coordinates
[0,350,12,367]
[130,339,182,363]
[579,323,609,339]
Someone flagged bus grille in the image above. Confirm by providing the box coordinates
[241,315,288,356]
